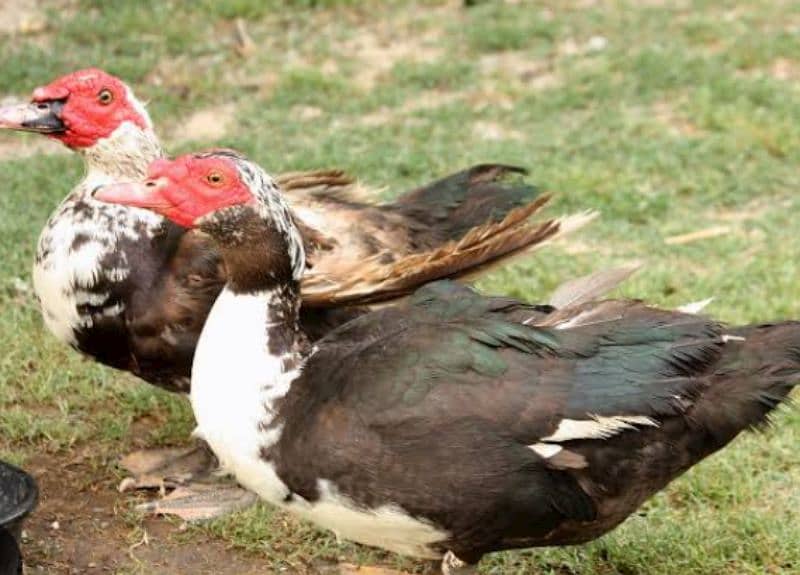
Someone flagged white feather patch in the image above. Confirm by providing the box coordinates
[542,415,659,442]
[288,480,447,560]
[529,443,563,458]
[677,297,714,314]
[73,290,109,306]
[551,309,596,330]
[722,334,746,343]
[192,289,298,487]
[124,85,154,130]
[102,302,125,317]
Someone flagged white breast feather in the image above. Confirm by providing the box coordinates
[292,480,446,560]
[33,190,161,345]
[191,288,295,501]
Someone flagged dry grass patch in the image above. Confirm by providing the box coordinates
[173,103,238,143]
[340,29,444,92]
[0,0,48,35]
[479,51,560,91]
[769,58,800,81]
[651,99,704,137]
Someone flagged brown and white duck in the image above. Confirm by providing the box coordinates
[0,68,588,396]
[97,151,800,574]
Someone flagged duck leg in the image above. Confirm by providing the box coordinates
[118,438,258,521]
[441,551,478,575]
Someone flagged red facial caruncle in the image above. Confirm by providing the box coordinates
[31,68,150,149]
[96,154,253,228]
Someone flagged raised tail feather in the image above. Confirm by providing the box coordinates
[692,322,800,447]
[280,164,593,307]
[301,196,593,307]
[391,164,543,246]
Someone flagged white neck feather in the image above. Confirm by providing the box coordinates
[191,286,303,501]
[80,121,163,188]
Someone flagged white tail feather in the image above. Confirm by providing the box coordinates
[549,262,642,309]
[677,298,714,314]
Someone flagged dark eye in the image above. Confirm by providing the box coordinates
[98,89,114,105]
[206,171,225,186]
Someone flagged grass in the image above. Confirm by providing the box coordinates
[1,0,799,573]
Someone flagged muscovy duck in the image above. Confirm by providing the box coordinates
[0,68,589,395]
[97,151,800,574]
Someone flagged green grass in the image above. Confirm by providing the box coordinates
[1,0,799,573]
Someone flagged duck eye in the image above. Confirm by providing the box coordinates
[206,171,225,186]
[98,89,114,105]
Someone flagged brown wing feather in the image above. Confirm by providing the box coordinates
[275,169,381,204]
[300,197,591,307]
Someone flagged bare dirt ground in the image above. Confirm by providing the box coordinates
[21,451,274,575]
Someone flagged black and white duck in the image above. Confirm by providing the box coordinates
[96,150,800,573]
[0,69,589,497]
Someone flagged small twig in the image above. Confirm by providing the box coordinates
[665,226,731,245]
[234,18,256,58]
[127,528,149,561]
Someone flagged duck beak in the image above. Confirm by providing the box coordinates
[0,101,66,133]
[94,178,172,210]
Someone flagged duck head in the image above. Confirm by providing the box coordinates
[0,68,160,180]
[0,68,154,149]
[96,151,306,287]
[96,153,253,228]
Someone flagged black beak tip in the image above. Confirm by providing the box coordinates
[22,100,67,134]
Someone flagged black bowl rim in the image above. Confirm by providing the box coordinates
[0,460,38,528]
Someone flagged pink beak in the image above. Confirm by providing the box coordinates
[94,178,172,210]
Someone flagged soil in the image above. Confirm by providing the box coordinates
[20,451,272,575]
